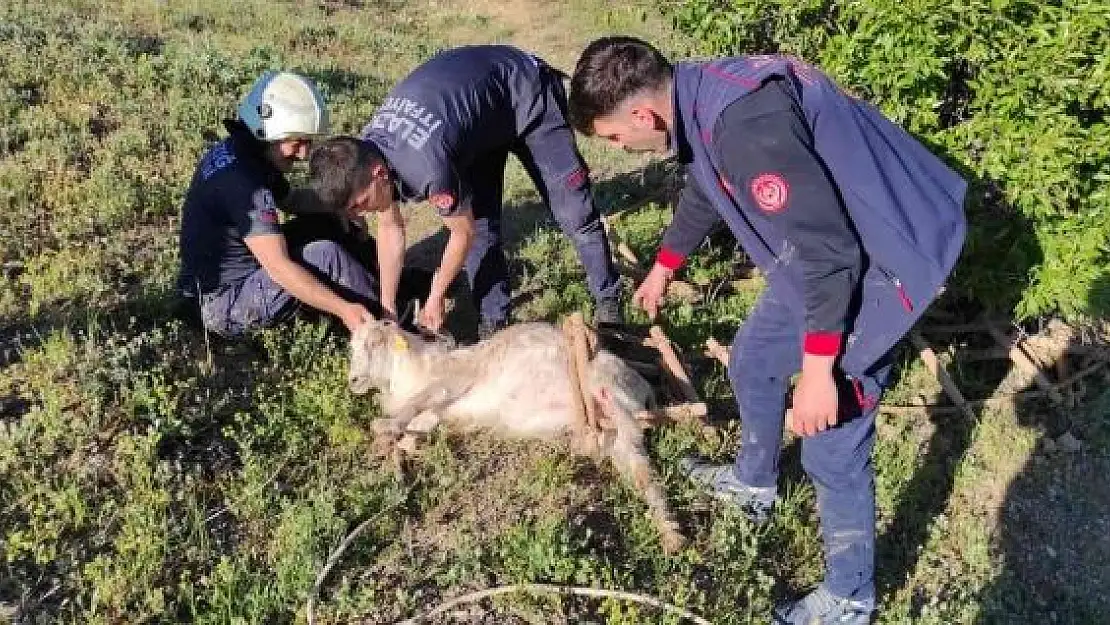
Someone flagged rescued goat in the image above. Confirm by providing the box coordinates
[348,319,686,552]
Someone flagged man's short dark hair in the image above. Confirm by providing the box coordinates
[308,137,386,213]
[569,36,673,135]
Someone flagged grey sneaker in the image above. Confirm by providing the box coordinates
[772,585,874,625]
[679,456,776,523]
[594,297,623,327]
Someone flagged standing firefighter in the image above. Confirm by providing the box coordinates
[308,45,622,339]
[177,71,383,337]
[569,37,967,623]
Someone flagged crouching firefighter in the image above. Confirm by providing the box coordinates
[176,71,386,337]
[569,37,967,623]
[309,45,623,340]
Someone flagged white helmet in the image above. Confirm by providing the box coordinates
[237,71,330,141]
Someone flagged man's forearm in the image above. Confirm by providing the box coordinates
[430,224,474,303]
[376,216,406,315]
[266,261,349,317]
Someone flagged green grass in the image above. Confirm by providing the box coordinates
[2,0,1109,623]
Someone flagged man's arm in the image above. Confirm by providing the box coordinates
[245,234,372,332]
[656,174,723,271]
[633,176,721,318]
[420,209,475,331]
[376,201,406,318]
[714,79,863,436]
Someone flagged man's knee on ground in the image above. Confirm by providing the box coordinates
[298,239,347,275]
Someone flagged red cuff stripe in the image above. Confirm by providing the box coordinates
[655,247,686,270]
[803,332,842,356]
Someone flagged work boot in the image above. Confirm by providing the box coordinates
[771,585,874,624]
[594,297,623,328]
[477,318,508,342]
[679,456,776,523]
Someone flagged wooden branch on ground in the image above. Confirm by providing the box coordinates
[634,402,708,426]
[909,331,975,418]
[985,322,1065,406]
[610,252,701,303]
[873,358,1108,415]
[616,242,642,267]
[704,337,730,366]
[389,582,712,625]
[647,326,702,407]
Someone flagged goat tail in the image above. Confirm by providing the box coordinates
[593,387,687,554]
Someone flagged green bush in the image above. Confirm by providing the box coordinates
[669,0,1110,320]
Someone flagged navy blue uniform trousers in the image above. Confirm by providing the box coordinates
[464,70,618,323]
[199,237,379,337]
[730,285,893,602]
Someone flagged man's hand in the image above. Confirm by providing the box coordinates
[421,210,475,332]
[418,294,446,332]
[336,301,375,333]
[632,263,674,320]
[788,354,839,436]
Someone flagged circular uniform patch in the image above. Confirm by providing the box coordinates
[250,188,279,223]
[750,173,789,213]
[429,191,456,215]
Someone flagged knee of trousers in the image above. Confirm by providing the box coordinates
[549,190,600,235]
[299,239,345,271]
[801,440,874,493]
[729,342,799,388]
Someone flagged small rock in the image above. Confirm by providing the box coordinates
[1042,437,1058,454]
[1045,545,1057,558]
[1056,432,1082,453]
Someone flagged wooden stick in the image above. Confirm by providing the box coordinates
[616,242,641,267]
[562,312,601,431]
[612,257,700,301]
[909,331,975,418]
[704,337,730,366]
[647,326,701,406]
[985,322,1065,405]
[634,402,708,426]
[563,313,593,431]
[390,583,712,625]
[871,359,1109,416]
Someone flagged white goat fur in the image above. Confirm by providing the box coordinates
[348,319,685,552]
